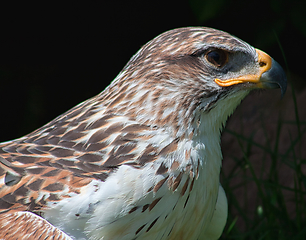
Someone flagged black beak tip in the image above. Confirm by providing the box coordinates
[261,59,287,98]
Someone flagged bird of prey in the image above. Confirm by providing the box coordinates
[0,27,286,240]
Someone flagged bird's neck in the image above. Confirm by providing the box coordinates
[190,89,250,172]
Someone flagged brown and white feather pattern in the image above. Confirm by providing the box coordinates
[0,27,270,239]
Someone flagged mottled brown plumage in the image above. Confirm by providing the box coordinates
[0,27,286,240]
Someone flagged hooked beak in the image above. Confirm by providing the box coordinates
[214,49,287,97]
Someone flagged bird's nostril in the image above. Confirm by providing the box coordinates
[259,61,267,67]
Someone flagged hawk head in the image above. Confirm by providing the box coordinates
[104,27,287,138]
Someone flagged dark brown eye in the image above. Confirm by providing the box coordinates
[205,49,228,68]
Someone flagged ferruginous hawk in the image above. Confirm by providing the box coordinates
[0,27,287,240]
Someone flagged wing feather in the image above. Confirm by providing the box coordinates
[0,97,166,214]
[0,211,72,240]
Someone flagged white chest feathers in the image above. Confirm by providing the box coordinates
[44,133,225,240]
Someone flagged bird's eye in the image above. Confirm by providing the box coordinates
[205,49,228,68]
